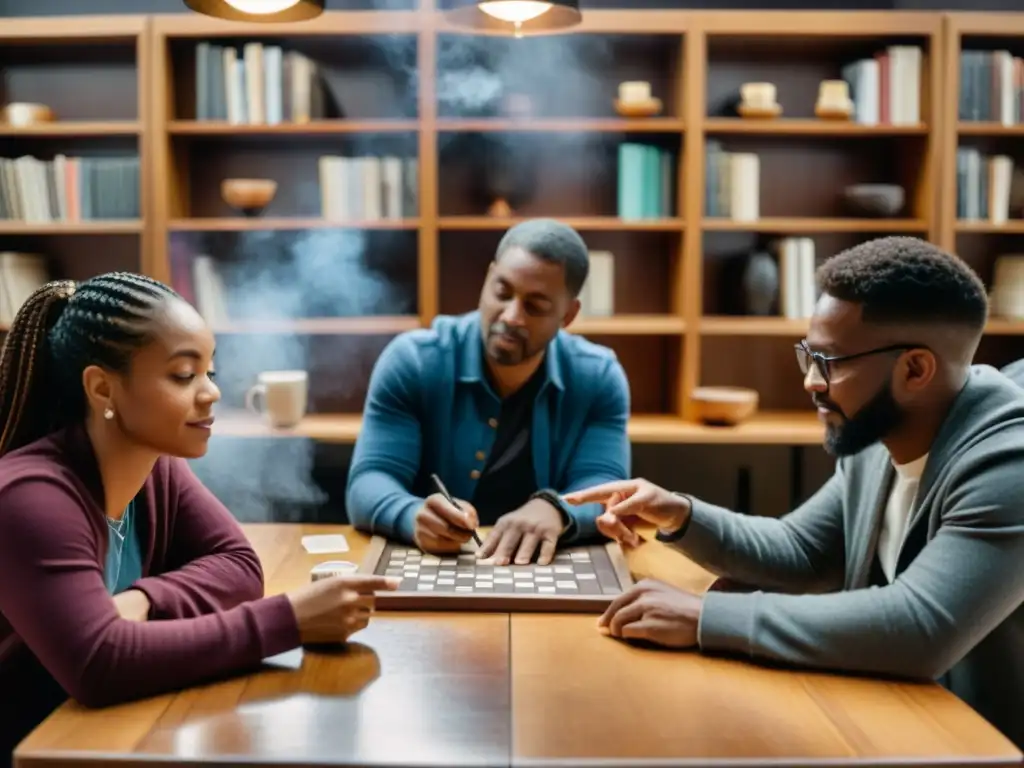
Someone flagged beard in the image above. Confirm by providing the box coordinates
[817,380,905,457]
[485,321,532,365]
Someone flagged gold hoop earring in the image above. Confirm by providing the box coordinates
[104,407,114,421]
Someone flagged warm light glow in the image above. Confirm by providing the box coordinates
[477,1,552,24]
[224,0,301,14]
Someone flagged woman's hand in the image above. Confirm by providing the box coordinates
[113,589,152,622]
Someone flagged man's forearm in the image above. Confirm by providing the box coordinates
[346,470,422,543]
[663,476,846,594]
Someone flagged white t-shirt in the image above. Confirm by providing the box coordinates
[877,452,929,582]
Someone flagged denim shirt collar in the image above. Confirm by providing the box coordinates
[456,311,565,392]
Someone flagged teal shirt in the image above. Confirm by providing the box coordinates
[105,497,144,594]
[345,311,632,544]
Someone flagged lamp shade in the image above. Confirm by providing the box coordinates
[182,0,324,22]
[442,0,581,35]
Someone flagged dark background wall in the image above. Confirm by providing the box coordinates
[2,0,1022,15]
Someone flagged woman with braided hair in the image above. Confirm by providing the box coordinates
[0,273,397,763]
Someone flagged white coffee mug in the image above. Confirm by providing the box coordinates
[245,370,308,428]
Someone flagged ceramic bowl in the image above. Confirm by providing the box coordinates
[221,178,277,216]
[691,386,759,426]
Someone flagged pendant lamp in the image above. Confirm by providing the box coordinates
[443,0,581,36]
[183,0,324,22]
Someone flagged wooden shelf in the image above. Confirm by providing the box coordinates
[638,411,823,445]
[436,118,685,133]
[0,121,140,137]
[570,315,686,335]
[984,319,1024,335]
[168,218,420,231]
[955,220,1024,234]
[211,410,824,445]
[153,9,422,36]
[703,217,928,233]
[701,316,1024,337]
[210,316,420,335]
[439,217,684,232]
[0,14,145,42]
[957,122,1024,136]
[703,119,927,136]
[701,317,808,336]
[168,120,418,135]
[0,220,142,235]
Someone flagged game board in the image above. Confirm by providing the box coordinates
[357,535,634,613]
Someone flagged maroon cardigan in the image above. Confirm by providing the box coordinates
[0,423,300,730]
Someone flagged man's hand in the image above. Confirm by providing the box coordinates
[113,589,151,622]
[476,498,563,565]
[562,478,691,547]
[413,493,479,554]
[598,579,702,649]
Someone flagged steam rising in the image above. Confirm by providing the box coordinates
[191,228,403,522]
[436,33,613,121]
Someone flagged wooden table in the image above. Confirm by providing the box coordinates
[14,524,1022,768]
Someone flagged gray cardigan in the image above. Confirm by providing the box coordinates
[676,364,1024,748]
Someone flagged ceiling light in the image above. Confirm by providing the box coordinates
[183,0,325,22]
[443,0,581,36]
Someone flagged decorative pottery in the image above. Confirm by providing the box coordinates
[742,250,779,315]
[738,82,782,119]
[221,178,277,217]
[843,184,904,217]
[1,102,54,126]
[691,386,759,426]
[613,80,662,118]
[815,80,853,119]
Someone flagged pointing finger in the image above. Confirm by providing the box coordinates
[562,481,638,506]
[603,490,658,522]
[597,513,641,547]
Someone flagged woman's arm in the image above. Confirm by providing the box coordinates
[0,476,299,707]
[130,458,266,620]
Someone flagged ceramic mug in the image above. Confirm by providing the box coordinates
[244,369,308,428]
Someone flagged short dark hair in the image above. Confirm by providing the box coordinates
[816,236,988,330]
[495,218,589,297]
[0,272,180,455]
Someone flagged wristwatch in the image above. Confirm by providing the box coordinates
[530,488,574,536]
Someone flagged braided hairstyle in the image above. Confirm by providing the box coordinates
[0,271,180,456]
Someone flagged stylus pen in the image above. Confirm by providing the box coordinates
[431,473,483,546]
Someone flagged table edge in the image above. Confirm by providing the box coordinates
[13,749,1024,768]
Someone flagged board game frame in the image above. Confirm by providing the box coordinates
[357,535,635,613]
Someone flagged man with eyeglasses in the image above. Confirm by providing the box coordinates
[564,236,1024,749]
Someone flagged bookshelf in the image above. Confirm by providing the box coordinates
[3,8,1022,447]
[942,13,1024,377]
[0,16,149,325]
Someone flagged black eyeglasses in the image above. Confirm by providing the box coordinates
[794,339,922,385]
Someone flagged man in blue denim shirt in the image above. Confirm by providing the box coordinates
[346,219,631,566]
